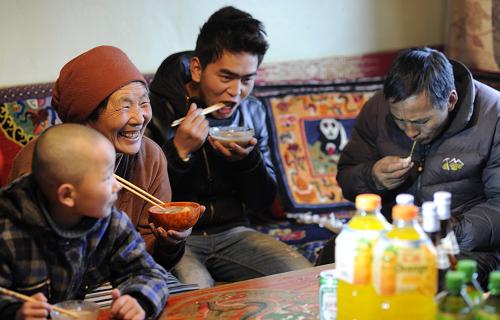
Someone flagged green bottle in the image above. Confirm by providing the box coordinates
[437,271,474,320]
[457,259,484,308]
[476,271,500,320]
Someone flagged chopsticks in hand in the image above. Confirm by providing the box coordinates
[170,103,226,127]
[113,174,164,209]
[0,286,79,319]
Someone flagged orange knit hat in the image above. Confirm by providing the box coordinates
[51,45,146,123]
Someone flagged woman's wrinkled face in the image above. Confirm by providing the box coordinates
[88,82,151,154]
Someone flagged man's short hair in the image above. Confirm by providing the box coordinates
[384,47,455,109]
[195,6,269,68]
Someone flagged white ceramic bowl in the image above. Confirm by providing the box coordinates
[209,126,254,148]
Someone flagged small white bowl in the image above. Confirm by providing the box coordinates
[209,126,254,148]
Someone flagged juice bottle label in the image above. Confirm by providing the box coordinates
[373,240,437,295]
[336,228,381,285]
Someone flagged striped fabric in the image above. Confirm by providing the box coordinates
[85,274,199,308]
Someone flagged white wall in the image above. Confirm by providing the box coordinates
[0,0,446,87]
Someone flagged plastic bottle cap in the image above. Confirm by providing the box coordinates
[392,204,418,220]
[488,271,500,291]
[457,260,477,280]
[355,194,381,211]
[433,191,451,204]
[395,193,414,205]
[421,201,439,232]
[446,271,466,290]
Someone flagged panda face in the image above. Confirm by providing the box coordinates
[320,118,341,140]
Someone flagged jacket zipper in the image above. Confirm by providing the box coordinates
[202,148,215,221]
[416,144,430,201]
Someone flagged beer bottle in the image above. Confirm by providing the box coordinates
[437,271,474,319]
[476,271,500,319]
[421,201,449,292]
[457,260,484,308]
[433,191,459,270]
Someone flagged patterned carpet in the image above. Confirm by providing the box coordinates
[254,211,352,264]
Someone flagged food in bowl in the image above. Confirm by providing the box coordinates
[50,300,99,320]
[149,202,202,231]
[209,126,254,148]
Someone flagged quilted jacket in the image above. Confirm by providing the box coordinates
[337,60,500,253]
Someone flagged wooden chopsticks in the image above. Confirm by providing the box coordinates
[171,103,226,127]
[0,286,79,319]
[408,140,417,159]
[113,174,164,209]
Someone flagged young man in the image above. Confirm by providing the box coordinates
[327,47,500,287]
[148,6,311,288]
[0,124,169,319]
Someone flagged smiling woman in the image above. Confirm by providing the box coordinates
[7,46,190,273]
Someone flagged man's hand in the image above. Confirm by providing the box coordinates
[208,136,257,161]
[173,103,209,159]
[372,156,413,190]
[110,289,145,320]
[15,292,51,320]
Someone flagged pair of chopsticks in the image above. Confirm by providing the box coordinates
[170,103,226,127]
[114,174,164,209]
[0,286,79,319]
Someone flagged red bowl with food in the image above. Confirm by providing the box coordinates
[148,202,202,231]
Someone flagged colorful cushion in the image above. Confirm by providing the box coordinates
[257,80,383,213]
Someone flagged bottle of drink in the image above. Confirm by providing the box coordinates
[335,193,390,320]
[421,201,449,292]
[372,204,437,319]
[457,259,484,309]
[436,271,474,319]
[433,191,459,270]
[395,193,414,205]
[476,271,500,319]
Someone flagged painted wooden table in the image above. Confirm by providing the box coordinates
[98,263,335,319]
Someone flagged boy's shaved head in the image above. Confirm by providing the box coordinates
[32,124,114,189]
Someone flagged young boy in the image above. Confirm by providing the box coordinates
[0,124,169,319]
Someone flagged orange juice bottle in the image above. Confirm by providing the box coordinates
[372,204,437,320]
[335,194,390,320]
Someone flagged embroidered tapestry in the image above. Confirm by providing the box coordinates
[258,81,383,213]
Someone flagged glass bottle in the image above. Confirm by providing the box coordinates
[433,191,459,270]
[437,271,474,319]
[457,259,484,308]
[476,271,500,319]
[421,201,449,292]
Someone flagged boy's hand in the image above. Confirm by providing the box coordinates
[208,136,257,161]
[110,289,145,320]
[15,292,51,320]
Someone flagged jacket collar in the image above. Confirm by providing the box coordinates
[442,60,475,137]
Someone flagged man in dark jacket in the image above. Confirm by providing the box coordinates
[147,6,311,288]
[322,47,500,286]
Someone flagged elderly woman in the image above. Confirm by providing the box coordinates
[8,46,190,271]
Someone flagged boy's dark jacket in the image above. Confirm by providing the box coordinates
[0,175,169,318]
